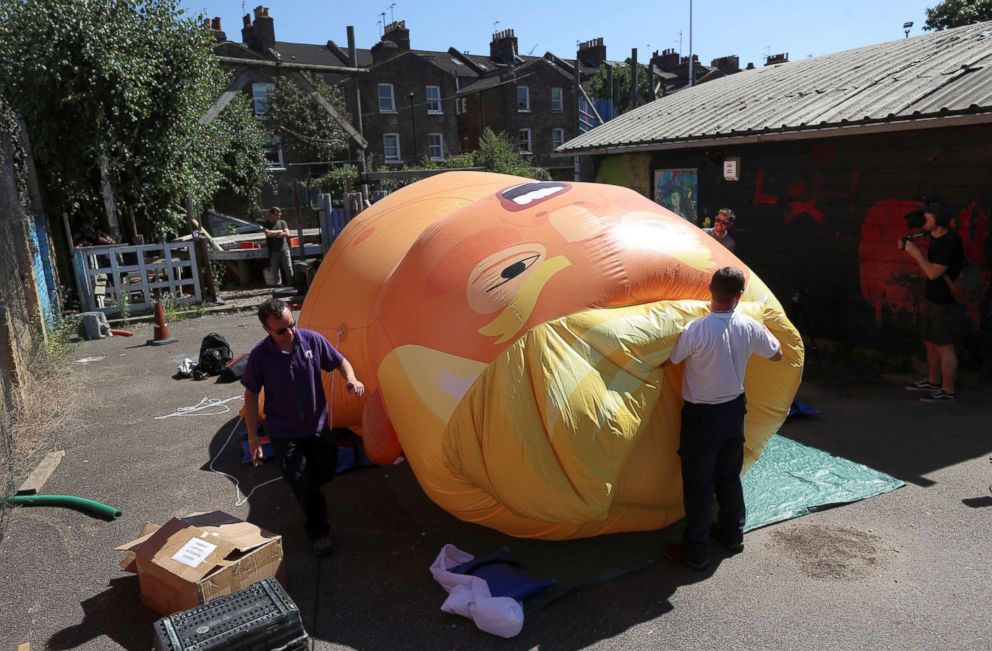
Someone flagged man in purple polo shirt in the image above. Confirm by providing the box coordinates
[242,298,365,556]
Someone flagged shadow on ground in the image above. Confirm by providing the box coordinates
[780,361,992,489]
[192,417,722,649]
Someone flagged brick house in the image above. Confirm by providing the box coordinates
[210,7,364,215]
[326,21,477,168]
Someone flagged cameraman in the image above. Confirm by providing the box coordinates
[899,202,965,403]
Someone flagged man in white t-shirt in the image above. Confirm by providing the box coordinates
[662,266,782,570]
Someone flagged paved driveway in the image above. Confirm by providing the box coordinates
[1,309,989,650]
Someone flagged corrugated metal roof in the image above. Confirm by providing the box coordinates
[559,21,992,154]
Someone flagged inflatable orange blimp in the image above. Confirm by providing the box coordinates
[300,172,803,540]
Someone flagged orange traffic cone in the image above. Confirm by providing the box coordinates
[147,300,177,346]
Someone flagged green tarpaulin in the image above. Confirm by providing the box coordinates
[743,435,904,531]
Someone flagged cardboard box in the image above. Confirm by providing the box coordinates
[116,511,284,615]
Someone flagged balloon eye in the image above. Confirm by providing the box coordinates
[488,254,540,292]
[501,261,526,280]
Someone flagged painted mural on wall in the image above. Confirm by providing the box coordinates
[859,199,989,327]
[653,168,698,224]
[594,153,651,196]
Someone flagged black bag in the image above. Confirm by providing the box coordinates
[198,333,233,376]
[218,353,249,383]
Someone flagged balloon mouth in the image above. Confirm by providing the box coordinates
[441,300,694,523]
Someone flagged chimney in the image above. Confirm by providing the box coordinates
[371,39,399,64]
[242,5,275,53]
[765,52,789,66]
[710,55,740,75]
[204,16,226,42]
[577,37,606,68]
[653,48,680,72]
[382,20,410,52]
[489,28,518,65]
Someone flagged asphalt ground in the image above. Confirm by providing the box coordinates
[1,308,990,650]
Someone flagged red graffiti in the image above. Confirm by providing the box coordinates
[859,199,989,327]
[786,199,826,224]
[753,165,860,224]
[753,169,778,205]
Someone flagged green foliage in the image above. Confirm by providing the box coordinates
[924,0,992,30]
[0,0,270,238]
[43,315,79,362]
[212,93,271,204]
[314,166,360,197]
[365,129,550,193]
[471,128,551,180]
[118,289,130,327]
[0,95,29,211]
[589,63,656,115]
[263,74,349,163]
[160,291,203,322]
[210,260,227,291]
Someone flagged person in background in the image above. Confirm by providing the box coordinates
[263,207,293,286]
[662,266,782,570]
[900,202,965,403]
[703,208,736,252]
[242,298,365,556]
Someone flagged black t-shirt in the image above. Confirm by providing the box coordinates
[924,230,965,304]
[265,219,288,253]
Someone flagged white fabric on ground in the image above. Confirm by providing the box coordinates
[429,544,524,638]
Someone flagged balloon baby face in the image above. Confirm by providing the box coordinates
[315,173,802,540]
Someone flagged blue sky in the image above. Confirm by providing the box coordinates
[180,1,936,69]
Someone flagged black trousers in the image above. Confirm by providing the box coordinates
[678,394,747,561]
[270,432,338,540]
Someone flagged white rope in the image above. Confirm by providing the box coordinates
[153,395,244,420]
[170,326,349,508]
[209,415,283,507]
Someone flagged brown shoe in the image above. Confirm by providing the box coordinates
[312,535,333,557]
[661,543,708,570]
[710,523,744,553]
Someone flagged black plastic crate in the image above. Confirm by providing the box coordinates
[153,578,308,651]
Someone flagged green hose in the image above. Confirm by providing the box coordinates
[4,494,122,519]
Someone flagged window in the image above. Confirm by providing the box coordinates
[263,137,284,169]
[456,97,468,114]
[516,86,530,112]
[551,128,565,150]
[383,133,401,163]
[378,83,396,113]
[518,128,532,154]
[251,83,275,117]
[428,133,444,161]
[551,87,563,113]
[426,85,442,114]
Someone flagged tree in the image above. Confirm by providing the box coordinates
[924,0,992,30]
[471,128,551,181]
[0,0,270,239]
[589,63,656,115]
[262,74,350,164]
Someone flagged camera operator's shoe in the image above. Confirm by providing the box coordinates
[905,379,940,392]
[920,390,956,403]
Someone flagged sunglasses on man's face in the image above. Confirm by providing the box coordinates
[273,321,297,336]
[715,219,732,226]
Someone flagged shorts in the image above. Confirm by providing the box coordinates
[922,301,964,346]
